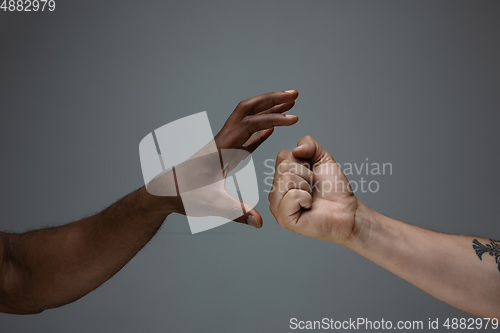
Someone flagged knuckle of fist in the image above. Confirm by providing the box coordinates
[281,172,292,182]
[277,161,289,174]
[268,186,277,199]
[269,203,275,215]
[282,173,295,188]
[303,135,313,141]
[277,150,291,161]
[288,189,302,200]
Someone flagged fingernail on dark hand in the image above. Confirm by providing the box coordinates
[285,90,295,93]
[295,144,307,150]
[246,215,258,228]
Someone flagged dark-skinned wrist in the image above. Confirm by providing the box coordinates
[137,186,183,218]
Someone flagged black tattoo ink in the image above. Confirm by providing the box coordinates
[472,239,500,272]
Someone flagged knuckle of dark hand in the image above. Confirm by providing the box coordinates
[240,116,250,126]
[237,100,249,110]
[276,161,289,175]
[241,116,257,133]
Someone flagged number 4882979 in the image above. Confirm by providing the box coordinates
[1,0,56,11]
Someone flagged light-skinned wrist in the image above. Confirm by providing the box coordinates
[342,200,379,251]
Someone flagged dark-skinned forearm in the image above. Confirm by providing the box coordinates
[1,187,178,314]
[0,90,300,314]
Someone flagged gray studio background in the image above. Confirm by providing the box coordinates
[1,1,500,332]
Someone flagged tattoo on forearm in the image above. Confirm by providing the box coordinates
[472,239,500,272]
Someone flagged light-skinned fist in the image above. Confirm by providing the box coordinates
[269,136,361,244]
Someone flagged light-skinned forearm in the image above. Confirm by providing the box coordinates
[0,187,179,314]
[345,202,500,318]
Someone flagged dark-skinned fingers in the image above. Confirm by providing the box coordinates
[214,190,262,228]
[246,90,298,115]
[242,128,274,153]
[228,113,298,147]
[232,203,263,229]
[225,90,299,128]
[256,101,295,115]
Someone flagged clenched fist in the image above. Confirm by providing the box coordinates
[269,136,361,244]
